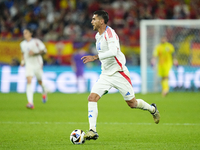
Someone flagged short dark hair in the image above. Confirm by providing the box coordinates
[93,10,109,24]
[25,28,34,34]
[24,28,35,37]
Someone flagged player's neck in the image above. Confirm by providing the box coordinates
[26,37,32,42]
[98,24,107,35]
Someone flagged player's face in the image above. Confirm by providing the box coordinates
[23,29,32,40]
[161,37,167,43]
[91,14,101,31]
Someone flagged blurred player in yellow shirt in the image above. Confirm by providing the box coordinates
[151,37,178,97]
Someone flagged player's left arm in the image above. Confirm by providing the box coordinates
[29,50,46,56]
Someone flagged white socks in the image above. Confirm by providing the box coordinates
[26,84,33,104]
[87,100,154,132]
[136,99,155,113]
[88,102,98,132]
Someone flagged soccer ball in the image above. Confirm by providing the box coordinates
[70,129,85,145]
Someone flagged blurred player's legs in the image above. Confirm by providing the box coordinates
[161,77,169,97]
[26,76,34,109]
[25,68,48,108]
[26,103,34,109]
[159,66,171,97]
[38,80,48,103]
[35,69,48,103]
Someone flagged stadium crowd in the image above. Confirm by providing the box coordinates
[1,0,200,45]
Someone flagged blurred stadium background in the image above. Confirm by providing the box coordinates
[0,0,200,93]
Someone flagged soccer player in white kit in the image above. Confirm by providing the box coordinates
[20,28,47,109]
[81,10,160,140]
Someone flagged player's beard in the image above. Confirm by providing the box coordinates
[93,24,99,31]
[93,25,97,31]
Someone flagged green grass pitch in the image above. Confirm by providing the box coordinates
[0,92,200,150]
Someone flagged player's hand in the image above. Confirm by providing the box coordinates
[20,60,25,67]
[151,58,156,68]
[81,55,95,64]
[173,59,178,67]
[29,50,34,56]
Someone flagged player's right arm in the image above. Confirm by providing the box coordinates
[20,42,25,67]
[98,29,118,60]
[81,55,99,64]
[20,53,25,66]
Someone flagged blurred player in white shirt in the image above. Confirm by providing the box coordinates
[81,10,160,140]
[20,28,47,109]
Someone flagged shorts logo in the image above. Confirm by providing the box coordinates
[88,114,93,118]
[125,92,130,96]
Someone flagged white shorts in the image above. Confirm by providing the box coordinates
[91,70,135,100]
[25,67,43,81]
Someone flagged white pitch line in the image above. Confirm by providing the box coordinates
[0,121,200,126]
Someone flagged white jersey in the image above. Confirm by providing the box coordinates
[20,38,46,69]
[95,26,127,75]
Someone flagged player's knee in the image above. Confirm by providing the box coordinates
[27,81,31,84]
[26,76,32,84]
[88,93,99,102]
[27,79,32,84]
[129,103,137,109]
[38,80,42,85]
[88,95,95,102]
